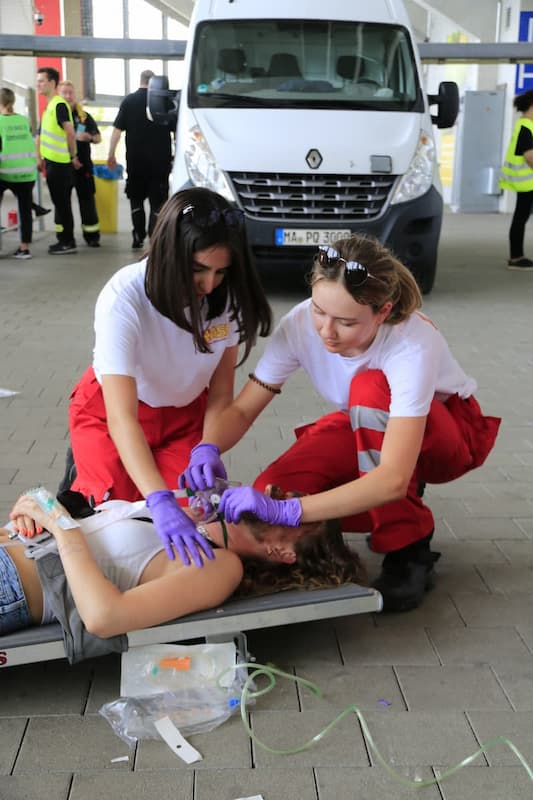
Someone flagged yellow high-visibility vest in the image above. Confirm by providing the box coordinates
[0,113,37,182]
[40,95,73,164]
[500,117,533,193]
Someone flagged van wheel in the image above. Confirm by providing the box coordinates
[410,257,437,295]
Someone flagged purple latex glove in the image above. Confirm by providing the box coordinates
[178,443,227,492]
[218,486,302,527]
[146,489,215,567]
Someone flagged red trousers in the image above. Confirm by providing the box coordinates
[254,370,501,553]
[69,367,206,503]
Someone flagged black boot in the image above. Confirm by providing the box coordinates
[372,533,440,612]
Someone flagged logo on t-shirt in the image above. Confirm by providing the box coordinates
[204,323,229,344]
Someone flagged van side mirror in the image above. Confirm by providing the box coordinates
[147,75,180,128]
[428,81,459,129]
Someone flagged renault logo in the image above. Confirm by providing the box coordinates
[306,148,322,169]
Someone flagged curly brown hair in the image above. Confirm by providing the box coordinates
[235,517,368,597]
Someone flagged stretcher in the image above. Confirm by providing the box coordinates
[0,583,382,668]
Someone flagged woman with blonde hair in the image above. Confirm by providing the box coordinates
[181,233,501,613]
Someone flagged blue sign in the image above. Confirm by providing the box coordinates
[515,11,533,95]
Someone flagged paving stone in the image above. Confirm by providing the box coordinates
[451,592,533,627]
[338,625,440,666]
[13,715,131,773]
[395,665,511,710]
[296,664,405,711]
[435,765,533,800]
[0,773,71,800]
[477,564,533,594]
[428,626,530,664]
[0,661,92,716]
[492,663,533,711]
[250,709,368,767]
[0,718,27,776]
[467,711,533,767]
[443,516,526,539]
[136,715,251,770]
[246,620,344,669]
[195,767,316,800]
[70,771,193,800]
[315,766,442,799]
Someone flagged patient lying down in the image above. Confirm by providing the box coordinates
[0,486,366,642]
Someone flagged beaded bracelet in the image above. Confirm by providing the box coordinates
[248,373,282,395]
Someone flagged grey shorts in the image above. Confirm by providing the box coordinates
[0,546,31,634]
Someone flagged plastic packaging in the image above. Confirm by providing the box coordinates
[93,163,124,180]
[99,642,252,748]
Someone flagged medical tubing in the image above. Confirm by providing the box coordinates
[216,662,533,787]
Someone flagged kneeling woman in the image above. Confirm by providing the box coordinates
[0,489,366,657]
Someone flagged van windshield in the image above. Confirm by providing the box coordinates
[190,19,423,112]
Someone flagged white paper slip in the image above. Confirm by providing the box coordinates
[233,795,264,800]
[0,388,18,398]
[153,716,203,764]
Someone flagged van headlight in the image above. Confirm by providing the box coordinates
[184,124,236,202]
[390,131,435,205]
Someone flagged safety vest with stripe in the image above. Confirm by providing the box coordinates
[500,117,533,193]
[0,113,38,182]
[40,95,73,164]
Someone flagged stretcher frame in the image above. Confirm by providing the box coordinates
[0,583,382,668]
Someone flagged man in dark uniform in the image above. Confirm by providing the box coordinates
[59,81,101,247]
[107,69,172,249]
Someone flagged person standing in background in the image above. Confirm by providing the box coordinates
[59,81,101,248]
[500,89,533,271]
[107,69,172,250]
[0,87,38,259]
[36,66,81,255]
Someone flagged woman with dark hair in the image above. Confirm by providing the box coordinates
[181,233,500,613]
[67,187,272,569]
[1,487,366,650]
[500,88,533,270]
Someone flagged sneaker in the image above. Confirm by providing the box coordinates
[13,247,32,260]
[372,534,440,612]
[86,240,100,248]
[48,241,77,255]
[507,257,533,270]
[132,234,144,250]
[33,204,51,218]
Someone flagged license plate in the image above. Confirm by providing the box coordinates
[275,228,352,246]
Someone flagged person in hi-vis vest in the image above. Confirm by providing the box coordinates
[500,89,533,271]
[0,87,38,259]
[36,66,81,256]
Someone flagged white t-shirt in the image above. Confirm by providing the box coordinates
[254,299,477,417]
[92,260,240,408]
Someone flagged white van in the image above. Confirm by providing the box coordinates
[149,0,458,293]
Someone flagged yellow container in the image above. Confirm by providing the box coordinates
[93,161,119,234]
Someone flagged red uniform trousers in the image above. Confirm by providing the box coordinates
[253,370,501,554]
[69,366,206,504]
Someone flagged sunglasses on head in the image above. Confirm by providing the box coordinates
[180,204,245,229]
[315,246,379,288]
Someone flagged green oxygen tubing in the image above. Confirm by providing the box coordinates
[218,662,533,789]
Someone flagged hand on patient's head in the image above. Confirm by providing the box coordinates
[219,485,302,527]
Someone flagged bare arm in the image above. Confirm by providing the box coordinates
[9,495,243,638]
[101,374,168,497]
[298,415,427,522]
[201,344,239,433]
[107,127,122,168]
[201,376,280,453]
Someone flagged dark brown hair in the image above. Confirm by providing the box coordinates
[0,88,15,111]
[144,187,272,365]
[236,517,368,597]
[514,89,533,113]
[38,66,60,86]
[309,233,421,324]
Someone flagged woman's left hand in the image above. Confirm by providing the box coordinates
[218,486,302,526]
[9,494,62,537]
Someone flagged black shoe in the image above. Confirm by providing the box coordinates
[507,257,533,270]
[48,241,77,255]
[132,233,144,250]
[34,204,51,217]
[13,247,32,260]
[86,240,100,248]
[372,534,440,612]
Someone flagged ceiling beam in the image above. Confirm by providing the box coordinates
[0,34,532,64]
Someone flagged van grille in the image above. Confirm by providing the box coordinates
[228,172,397,221]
